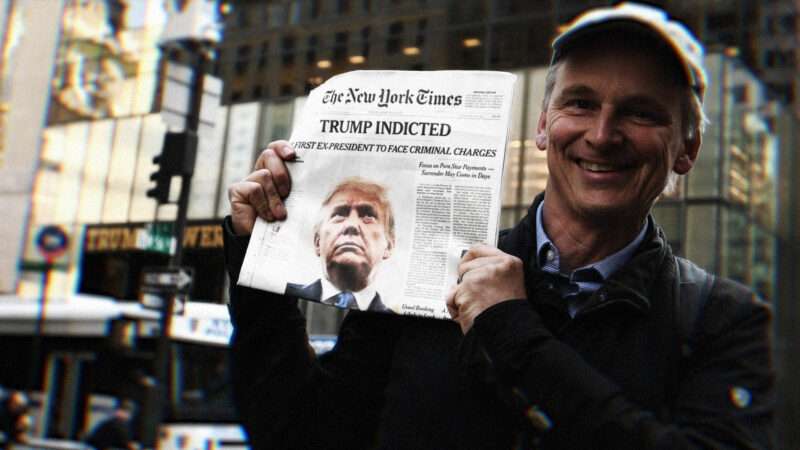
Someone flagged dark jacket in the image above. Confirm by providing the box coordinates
[225,197,774,450]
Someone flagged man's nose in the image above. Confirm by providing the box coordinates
[341,211,362,235]
[585,108,622,149]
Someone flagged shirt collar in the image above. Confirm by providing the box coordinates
[535,201,647,281]
[320,277,377,310]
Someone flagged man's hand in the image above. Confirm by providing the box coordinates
[446,244,526,333]
[228,140,296,235]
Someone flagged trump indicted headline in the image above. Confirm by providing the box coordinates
[319,119,452,136]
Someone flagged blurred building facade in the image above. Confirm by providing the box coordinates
[0,0,797,447]
[0,1,64,293]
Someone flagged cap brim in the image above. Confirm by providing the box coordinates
[552,19,704,97]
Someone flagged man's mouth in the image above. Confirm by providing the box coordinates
[577,159,630,173]
[334,242,364,254]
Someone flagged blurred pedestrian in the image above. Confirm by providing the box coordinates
[0,390,30,447]
[85,400,137,450]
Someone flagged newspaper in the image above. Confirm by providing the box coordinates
[238,70,516,319]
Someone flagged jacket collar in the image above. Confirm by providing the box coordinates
[499,192,673,315]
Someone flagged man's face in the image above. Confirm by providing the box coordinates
[315,188,393,290]
[537,44,699,222]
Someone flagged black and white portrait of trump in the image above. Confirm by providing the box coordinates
[285,177,396,313]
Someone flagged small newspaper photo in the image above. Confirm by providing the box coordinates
[238,70,517,319]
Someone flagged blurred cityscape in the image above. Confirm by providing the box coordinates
[0,0,797,449]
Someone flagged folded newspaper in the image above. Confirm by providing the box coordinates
[238,70,517,319]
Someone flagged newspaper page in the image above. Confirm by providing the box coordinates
[238,70,516,319]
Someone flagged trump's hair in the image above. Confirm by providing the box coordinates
[314,177,396,245]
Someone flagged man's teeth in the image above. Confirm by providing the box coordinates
[579,161,617,172]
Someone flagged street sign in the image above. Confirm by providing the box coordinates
[142,267,194,293]
[36,225,69,262]
[137,223,176,254]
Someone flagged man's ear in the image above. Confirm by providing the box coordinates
[674,133,701,175]
[314,232,321,257]
[536,111,548,150]
[383,237,395,260]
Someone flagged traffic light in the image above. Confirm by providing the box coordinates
[147,155,172,203]
[147,131,198,204]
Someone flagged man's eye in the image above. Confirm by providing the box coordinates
[565,99,594,110]
[626,108,662,123]
[362,216,377,224]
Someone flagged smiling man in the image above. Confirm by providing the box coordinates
[224,3,774,449]
[284,178,396,312]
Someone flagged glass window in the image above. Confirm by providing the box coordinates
[447,0,485,23]
[306,35,318,64]
[416,19,427,47]
[722,207,749,283]
[311,0,321,18]
[217,103,260,217]
[188,106,228,219]
[337,0,351,14]
[751,225,775,301]
[169,343,237,422]
[685,204,718,272]
[77,121,114,223]
[334,32,349,62]
[360,27,371,57]
[258,100,295,150]
[282,37,296,66]
[652,202,683,254]
[521,68,548,205]
[501,70,526,209]
[235,45,251,76]
[55,123,90,224]
[237,8,249,27]
[102,118,142,223]
[289,0,302,24]
[128,114,165,222]
[268,4,285,27]
[502,143,521,208]
[387,22,403,55]
[258,41,269,69]
[446,26,484,69]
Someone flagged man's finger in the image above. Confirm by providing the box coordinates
[228,182,257,235]
[243,169,286,220]
[457,254,508,281]
[261,173,286,220]
[264,150,292,198]
[445,285,459,319]
[255,141,296,169]
[460,243,501,263]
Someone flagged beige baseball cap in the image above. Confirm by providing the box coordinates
[552,2,707,99]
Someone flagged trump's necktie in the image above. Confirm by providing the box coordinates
[333,291,356,309]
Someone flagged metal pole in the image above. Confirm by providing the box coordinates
[142,41,208,449]
[29,260,52,389]
[170,41,207,268]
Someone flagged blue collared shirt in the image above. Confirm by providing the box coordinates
[535,202,647,317]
